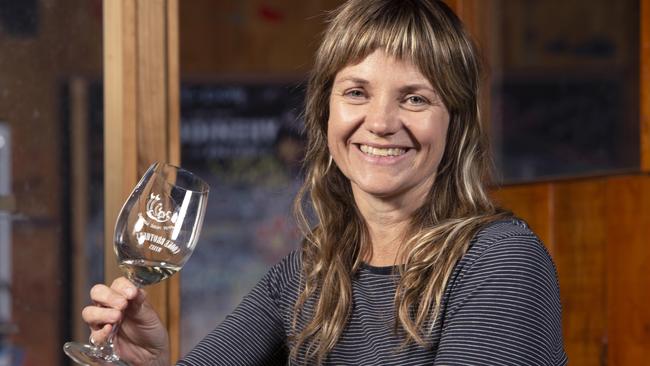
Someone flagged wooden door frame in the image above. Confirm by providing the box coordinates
[103,0,181,362]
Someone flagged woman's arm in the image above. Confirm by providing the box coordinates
[434,234,567,366]
[177,252,299,366]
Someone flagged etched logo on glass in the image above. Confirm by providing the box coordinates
[146,193,174,223]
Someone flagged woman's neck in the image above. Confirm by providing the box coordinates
[352,186,427,266]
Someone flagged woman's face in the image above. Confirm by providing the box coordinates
[327,49,450,204]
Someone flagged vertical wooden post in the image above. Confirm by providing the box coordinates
[443,0,497,147]
[70,78,90,346]
[103,0,180,362]
[641,0,650,171]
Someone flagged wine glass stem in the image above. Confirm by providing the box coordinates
[89,318,122,361]
[94,281,141,361]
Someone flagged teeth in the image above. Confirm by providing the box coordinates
[359,144,406,157]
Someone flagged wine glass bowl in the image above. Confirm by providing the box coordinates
[115,163,209,287]
[64,162,209,365]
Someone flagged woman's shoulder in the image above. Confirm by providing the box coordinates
[263,249,303,300]
[450,217,559,288]
[441,216,563,319]
[269,249,303,278]
[467,217,551,261]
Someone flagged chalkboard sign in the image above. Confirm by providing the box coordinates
[179,83,306,352]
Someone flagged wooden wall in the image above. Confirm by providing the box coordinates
[493,175,650,365]
[451,0,650,364]
[179,0,343,78]
[0,1,102,365]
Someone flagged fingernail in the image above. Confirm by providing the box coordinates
[125,287,135,297]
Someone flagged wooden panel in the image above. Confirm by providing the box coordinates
[491,183,553,254]
[166,0,181,361]
[104,0,138,284]
[134,0,169,331]
[443,0,498,148]
[605,176,650,364]
[178,0,344,77]
[553,180,608,366]
[641,0,650,171]
[104,0,181,361]
[70,78,90,344]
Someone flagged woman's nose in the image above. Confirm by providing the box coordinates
[365,97,400,136]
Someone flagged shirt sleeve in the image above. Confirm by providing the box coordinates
[433,234,568,366]
[177,254,297,366]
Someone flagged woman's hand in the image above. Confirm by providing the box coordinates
[82,277,170,366]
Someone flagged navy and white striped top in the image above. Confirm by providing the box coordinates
[178,219,568,365]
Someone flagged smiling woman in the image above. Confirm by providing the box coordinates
[328,50,450,215]
[79,1,567,365]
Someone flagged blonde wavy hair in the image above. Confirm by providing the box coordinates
[291,0,508,363]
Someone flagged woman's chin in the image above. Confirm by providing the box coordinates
[351,181,406,200]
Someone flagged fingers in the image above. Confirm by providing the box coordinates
[111,277,139,300]
[125,287,148,316]
[89,323,112,345]
[84,277,149,342]
[82,305,123,328]
[85,278,133,335]
[89,284,128,310]
[89,277,138,310]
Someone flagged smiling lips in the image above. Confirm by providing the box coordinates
[359,144,408,157]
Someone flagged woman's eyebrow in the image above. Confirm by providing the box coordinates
[335,76,369,85]
[399,83,436,94]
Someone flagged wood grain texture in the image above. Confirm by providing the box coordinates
[166,0,181,361]
[104,0,181,361]
[104,0,138,284]
[134,0,169,330]
[70,78,90,343]
[605,176,650,364]
[491,182,554,254]
[480,176,647,358]
[641,0,650,171]
[553,180,608,366]
[178,0,344,77]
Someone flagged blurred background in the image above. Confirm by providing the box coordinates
[0,0,647,365]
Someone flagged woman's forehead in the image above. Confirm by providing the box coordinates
[333,50,433,86]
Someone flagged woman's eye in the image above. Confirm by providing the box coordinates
[344,89,365,98]
[406,95,428,105]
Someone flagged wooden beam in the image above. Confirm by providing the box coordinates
[491,182,554,254]
[553,180,608,366]
[70,78,89,345]
[103,0,180,362]
[605,176,650,364]
[641,0,650,170]
[166,0,181,361]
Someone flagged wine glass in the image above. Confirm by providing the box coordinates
[63,162,209,365]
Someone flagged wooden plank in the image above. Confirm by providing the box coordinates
[552,180,608,366]
[104,0,138,284]
[605,176,650,364]
[441,0,497,150]
[166,0,181,362]
[641,0,650,171]
[491,183,554,254]
[136,0,168,169]
[104,0,180,360]
[70,78,89,344]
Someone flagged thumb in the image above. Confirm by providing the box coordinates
[125,288,148,317]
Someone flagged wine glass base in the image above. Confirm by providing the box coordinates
[64,341,128,366]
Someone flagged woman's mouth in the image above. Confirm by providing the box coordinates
[359,144,408,157]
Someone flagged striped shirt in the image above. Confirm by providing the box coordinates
[178,219,568,365]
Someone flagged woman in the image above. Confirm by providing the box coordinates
[83,0,567,364]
